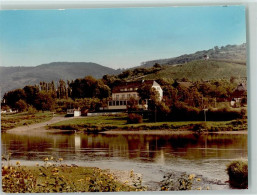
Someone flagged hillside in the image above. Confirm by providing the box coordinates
[0,62,118,97]
[144,60,247,81]
[140,43,246,68]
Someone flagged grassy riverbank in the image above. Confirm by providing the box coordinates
[2,160,140,192]
[1,112,53,131]
[48,114,247,133]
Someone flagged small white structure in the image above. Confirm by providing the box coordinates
[107,80,163,110]
[67,109,81,117]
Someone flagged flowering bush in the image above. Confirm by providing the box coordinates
[2,155,138,193]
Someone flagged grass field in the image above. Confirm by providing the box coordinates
[145,60,246,81]
[48,114,247,132]
[1,112,53,131]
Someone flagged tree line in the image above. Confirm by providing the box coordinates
[1,63,246,122]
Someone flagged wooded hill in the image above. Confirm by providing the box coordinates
[140,43,246,67]
[0,62,119,98]
[0,43,247,98]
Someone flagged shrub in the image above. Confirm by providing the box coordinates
[226,160,248,189]
[27,106,37,114]
[206,108,243,121]
[192,123,209,132]
[127,114,143,124]
[170,102,201,121]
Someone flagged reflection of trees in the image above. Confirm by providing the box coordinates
[2,133,247,163]
[1,133,73,160]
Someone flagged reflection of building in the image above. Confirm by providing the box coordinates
[107,80,163,110]
[74,135,81,150]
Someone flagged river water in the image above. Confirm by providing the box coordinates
[1,131,247,190]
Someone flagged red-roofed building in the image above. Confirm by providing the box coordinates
[230,83,247,107]
[107,80,163,110]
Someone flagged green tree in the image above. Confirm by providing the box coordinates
[70,76,110,99]
[137,84,159,101]
[34,91,55,111]
[15,99,28,112]
[23,85,39,106]
[3,89,26,109]
[127,97,139,112]
[153,63,162,69]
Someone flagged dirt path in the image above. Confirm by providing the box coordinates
[6,116,75,133]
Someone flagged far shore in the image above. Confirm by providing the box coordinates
[3,115,248,136]
[100,129,248,135]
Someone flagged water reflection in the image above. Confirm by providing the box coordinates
[1,132,247,163]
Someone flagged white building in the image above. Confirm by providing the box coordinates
[67,109,81,117]
[107,80,163,110]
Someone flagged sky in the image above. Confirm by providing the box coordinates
[0,6,246,69]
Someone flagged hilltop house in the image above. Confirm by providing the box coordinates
[203,55,209,60]
[107,80,163,110]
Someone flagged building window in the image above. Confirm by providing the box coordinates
[128,94,131,98]
[120,89,124,92]
[116,101,119,106]
[135,88,138,90]
[116,95,119,100]
[109,101,112,106]
[122,95,125,100]
[120,101,123,105]
[133,94,136,98]
[124,88,127,91]
[130,88,133,91]
[124,101,127,105]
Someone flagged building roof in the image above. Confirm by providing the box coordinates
[232,83,247,98]
[235,83,247,92]
[112,80,156,93]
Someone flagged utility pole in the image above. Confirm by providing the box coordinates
[203,109,208,122]
[155,105,157,123]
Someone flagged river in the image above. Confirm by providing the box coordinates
[1,130,247,190]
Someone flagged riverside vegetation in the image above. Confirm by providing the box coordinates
[48,114,247,133]
[4,153,246,192]
[1,154,146,193]
[1,59,247,125]
[226,160,248,189]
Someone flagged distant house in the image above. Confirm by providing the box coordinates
[203,55,209,60]
[107,80,163,110]
[1,108,17,114]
